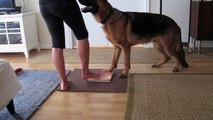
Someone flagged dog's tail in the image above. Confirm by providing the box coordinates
[176,27,189,68]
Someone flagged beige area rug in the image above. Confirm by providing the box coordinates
[125,73,213,120]
[28,47,213,63]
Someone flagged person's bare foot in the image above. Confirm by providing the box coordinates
[82,70,102,79]
[58,79,70,91]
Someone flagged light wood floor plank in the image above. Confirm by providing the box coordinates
[1,49,213,120]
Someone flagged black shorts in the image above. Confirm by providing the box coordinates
[39,0,88,48]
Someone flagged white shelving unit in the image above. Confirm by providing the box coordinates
[0,12,40,58]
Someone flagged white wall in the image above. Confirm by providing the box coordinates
[15,0,22,6]
[26,0,52,48]
[150,0,160,13]
[162,0,191,43]
[15,0,52,48]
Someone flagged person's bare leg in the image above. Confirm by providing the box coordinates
[77,39,101,79]
[52,48,69,90]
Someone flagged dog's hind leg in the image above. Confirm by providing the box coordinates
[178,44,189,68]
[174,42,189,68]
[175,27,189,68]
[120,46,131,78]
[168,27,189,72]
[164,41,183,72]
[152,42,171,68]
[166,49,182,72]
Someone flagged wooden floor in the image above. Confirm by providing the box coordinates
[1,49,213,120]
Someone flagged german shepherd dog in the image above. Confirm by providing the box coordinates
[79,0,189,78]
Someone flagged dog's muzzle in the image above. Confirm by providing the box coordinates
[78,0,99,14]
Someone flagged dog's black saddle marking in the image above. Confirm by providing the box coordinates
[125,12,177,37]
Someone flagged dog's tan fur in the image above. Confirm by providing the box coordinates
[85,0,188,78]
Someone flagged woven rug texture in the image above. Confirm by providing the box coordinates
[125,74,213,120]
[28,47,213,63]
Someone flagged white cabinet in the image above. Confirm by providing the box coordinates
[0,12,40,58]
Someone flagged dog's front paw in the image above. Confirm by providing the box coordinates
[103,68,113,72]
[118,69,129,78]
[103,66,117,72]
[152,64,161,68]
[172,67,179,72]
[118,72,128,78]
